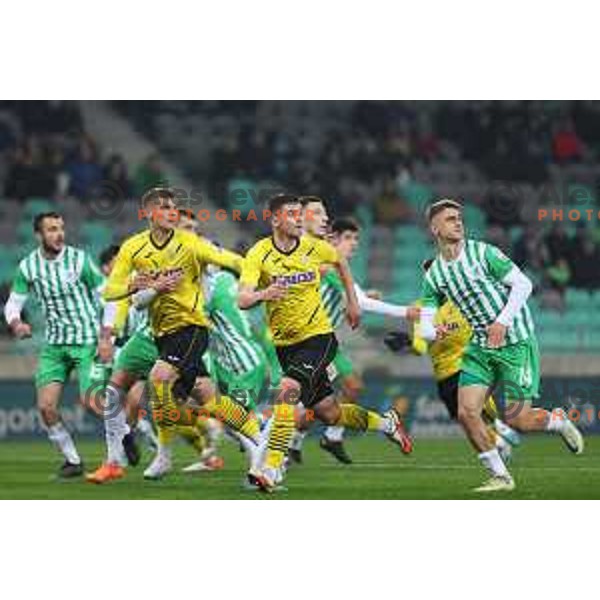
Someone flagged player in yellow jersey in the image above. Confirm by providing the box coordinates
[239,193,413,492]
[387,258,521,460]
[94,187,262,482]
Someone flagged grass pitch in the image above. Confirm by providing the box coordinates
[0,435,597,499]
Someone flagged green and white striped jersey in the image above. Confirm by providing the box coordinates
[11,246,104,345]
[204,271,264,376]
[422,239,535,348]
[321,269,345,329]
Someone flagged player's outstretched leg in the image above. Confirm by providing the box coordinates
[38,382,83,478]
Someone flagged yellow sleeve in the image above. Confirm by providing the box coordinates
[240,244,263,287]
[194,237,243,273]
[103,242,134,301]
[315,239,340,264]
[113,299,130,335]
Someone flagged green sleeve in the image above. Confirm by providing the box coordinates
[11,264,29,295]
[81,253,106,290]
[421,274,443,308]
[210,273,252,336]
[483,244,515,281]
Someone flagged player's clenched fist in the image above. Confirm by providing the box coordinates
[10,320,32,339]
[260,282,287,302]
[346,301,361,329]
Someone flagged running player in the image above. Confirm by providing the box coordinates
[3,212,107,478]
[291,199,417,464]
[419,199,584,492]
[385,258,521,462]
[239,194,412,492]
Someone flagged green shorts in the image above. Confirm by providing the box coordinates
[459,337,540,401]
[326,348,355,382]
[35,344,109,397]
[114,331,159,379]
[214,362,266,410]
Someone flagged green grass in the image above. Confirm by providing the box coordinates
[0,435,597,499]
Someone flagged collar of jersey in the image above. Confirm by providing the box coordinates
[271,235,300,256]
[37,245,66,263]
[149,228,174,250]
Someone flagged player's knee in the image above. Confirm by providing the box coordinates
[191,377,215,404]
[457,403,479,426]
[314,396,339,425]
[342,377,363,402]
[278,377,302,405]
[150,362,177,385]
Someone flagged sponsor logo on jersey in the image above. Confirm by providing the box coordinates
[272,271,316,286]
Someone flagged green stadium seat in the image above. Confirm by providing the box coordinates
[22,198,56,218]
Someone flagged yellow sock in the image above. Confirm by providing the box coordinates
[483,396,499,424]
[338,404,388,432]
[204,394,259,443]
[150,376,180,448]
[158,425,177,447]
[265,403,296,469]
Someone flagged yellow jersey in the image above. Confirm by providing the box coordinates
[241,235,340,346]
[104,228,242,337]
[412,299,472,381]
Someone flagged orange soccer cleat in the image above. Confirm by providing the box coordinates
[86,463,126,484]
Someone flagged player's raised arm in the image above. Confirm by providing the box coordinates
[3,263,32,339]
[193,236,244,274]
[419,274,442,342]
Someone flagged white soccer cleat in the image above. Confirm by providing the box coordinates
[143,453,172,480]
[560,418,584,455]
[474,475,515,493]
[181,454,224,473]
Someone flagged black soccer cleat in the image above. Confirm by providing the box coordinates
[319,436,353,464]
[58,461,84,479]
[122,431,141,467]
[288,448,303,465]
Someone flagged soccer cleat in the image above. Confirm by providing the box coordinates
[182,455,225,473]
[560,418,584,455]
[384,410,413,454]
[58,461,84,479]
[143,453,172,480]
[86,463,125,484]
[474,475,515,493]
[251,467,286,493]
[122,431,141,466]
[496,438,513,465]
[319,436,353,464]
[288,448,303,465]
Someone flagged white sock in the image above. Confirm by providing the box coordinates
[228,428,260,470]
[290,429,307,451]
[494,419,513,437]
[324,425,345,442]
[478,448,510,478]
[546,408,567,432]
[47,423,81,465]
[106,410,129,466]
[137,418,158,448]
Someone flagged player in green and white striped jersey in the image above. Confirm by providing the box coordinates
[420,199,584,492]
[3,212,106,478]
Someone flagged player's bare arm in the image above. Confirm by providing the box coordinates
[334,256,361,329]
[238,282,287,309]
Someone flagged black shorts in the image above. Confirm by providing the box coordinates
[276,333,338,408]
[155,325,209,400]
[436,371,460,420]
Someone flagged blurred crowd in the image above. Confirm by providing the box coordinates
[0,101,167,202]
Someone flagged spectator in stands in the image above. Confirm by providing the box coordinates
[4,143,58,200]
[134,152,167,195]
[552,118,584,163]
[104,153,131,198]
[513,223,548,271]
[66,137,103,199]
[544,258,571,304]
[544,222,572,265]
[373,178,412,224]
[571,234,600,289]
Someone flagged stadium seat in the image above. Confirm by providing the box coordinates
[22,198,55,218]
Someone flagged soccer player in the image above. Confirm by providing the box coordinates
[385,258,521,462]
[101,189,261,481]
[239,194,412,492]
[419,199,584,492]
[291,199,417,464]
[3,212,107,478]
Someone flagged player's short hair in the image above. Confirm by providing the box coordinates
[33,212,62,233]
[421,258,434,272]
[426,199,463,222]
[299,195,325,207]
[331,217,360,235]
[141,186,176,207]
[99,244,121,267]
[268,193,301,214]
